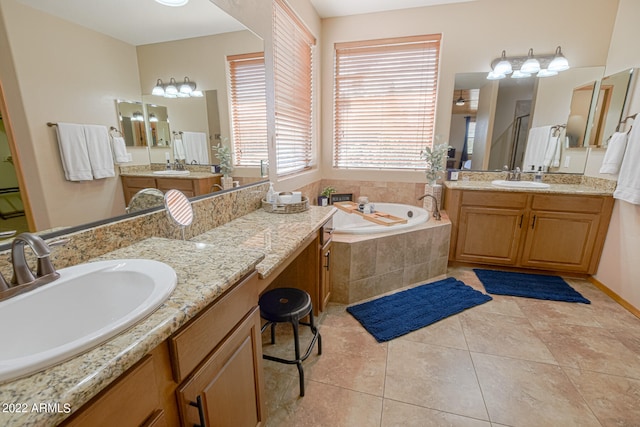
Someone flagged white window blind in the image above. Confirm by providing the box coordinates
[333,35,441,169]
[227,52,267,167]
[273,0,315,176]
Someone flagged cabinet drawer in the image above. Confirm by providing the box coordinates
[62,356,159,427]
[169,272,259,382]
[461,191,527,208]
[124,176,157,188]
[155,178,194,193]
[531,194,605,213]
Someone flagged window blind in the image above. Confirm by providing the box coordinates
[273,0,315,176]
[227,52,267,167]
[333,35,441,169]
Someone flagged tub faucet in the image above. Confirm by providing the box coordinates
[10,233,60,286]
[418,194,442,221]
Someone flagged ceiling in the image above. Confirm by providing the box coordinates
[16,0,476,46]
[310,0,475,18]
[15,0,247,46]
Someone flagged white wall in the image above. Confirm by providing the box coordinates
[320,0,618,183]
[0,0,141,230]
[591,0,640,311]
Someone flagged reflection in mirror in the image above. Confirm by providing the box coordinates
[566,81,597,148]
[450,68,605,174]
[116,100,147,147]
[591,68,634,147]
[164,189,193,240]
[145,104,171,148]
[125,188,165,214]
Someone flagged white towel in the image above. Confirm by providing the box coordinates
[613,125,640,205]
[55,123,93,181]
[543,132,562,168]
[599,132,628,174]
[111,136,131,163]
[522,126,552,172]
[83,125,115,179]
[182,131,209,165]
[173,137,186,160]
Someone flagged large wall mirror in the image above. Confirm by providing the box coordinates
[449,67,608,174]
[0,0,266,237]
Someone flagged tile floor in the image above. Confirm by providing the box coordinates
[261,266,640,427]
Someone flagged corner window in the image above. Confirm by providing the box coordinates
[273,0,316,176]
[333,35,441,169]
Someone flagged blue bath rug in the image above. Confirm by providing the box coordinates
[473,269,590,304]
[346,277,492,343]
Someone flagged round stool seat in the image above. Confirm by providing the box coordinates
[259,287,312,323]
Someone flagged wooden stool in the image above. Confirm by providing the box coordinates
[259,287,322,397]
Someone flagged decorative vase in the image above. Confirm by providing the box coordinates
[221,175,233,190]
[423,183,442,213]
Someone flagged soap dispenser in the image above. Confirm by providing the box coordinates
[535,167,544,182]
[266,182,276,203]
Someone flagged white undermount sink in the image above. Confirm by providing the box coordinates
[491,179,551,189]
[153,170,190,176]
[0,259,177,383]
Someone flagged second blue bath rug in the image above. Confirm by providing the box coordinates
[346,277,492,342]
[473,269,590,304]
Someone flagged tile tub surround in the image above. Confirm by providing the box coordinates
[0,181,269,279]
[0,237,265,427]
[331,213,451,304]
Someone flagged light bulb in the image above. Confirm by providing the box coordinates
[165,78,178,95]
[548,46,569,72]
[521,48,540,74]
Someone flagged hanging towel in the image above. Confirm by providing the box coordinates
[613,124,640,205]
[55,123,93,181]
[599,132,628,174]
[111,136,131,163]
[543,131,562,169]
[83,125,115,179]
[173,137,186,161]
[182,131,209,165]
[522,125,552,172]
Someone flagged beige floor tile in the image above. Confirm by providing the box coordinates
[515,298,603,329]
[381,399,491,426]
[398,314,468,350]
[535,323,640,379]
[471,353,601,427]
[459,310,557,364]
[267,380,383,427]
[385,340,488,420]
[564,367,640,427]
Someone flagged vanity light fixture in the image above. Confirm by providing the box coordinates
[149,114,159,123]
[154,0,189,6]
[487,46,570,80]
[152,76,202,98]
[132,111,144,121]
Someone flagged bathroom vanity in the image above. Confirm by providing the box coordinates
[0,203,336,427]
[444,181,614,274]
[120,172,222,204]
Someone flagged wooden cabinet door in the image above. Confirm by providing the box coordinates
[520,211,600,272]
[455,206,525,265]
[176,307,265,427]
[319,242,332,312]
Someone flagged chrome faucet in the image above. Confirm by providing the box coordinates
[174,161,185,171]
[418,194,442,221]
[10,233,60,286]
[504,166,521,181]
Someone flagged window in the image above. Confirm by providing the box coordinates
[466,119,476,155]
[333,35,441,169]
[273,0,315,176]
[227,52,267,167]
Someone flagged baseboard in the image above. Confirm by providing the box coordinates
[588,276,640,319]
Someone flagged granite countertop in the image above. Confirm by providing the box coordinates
[120,170,222,179]
[0,206,335,426]
[444,180,615,196]
[191,206,337,278]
